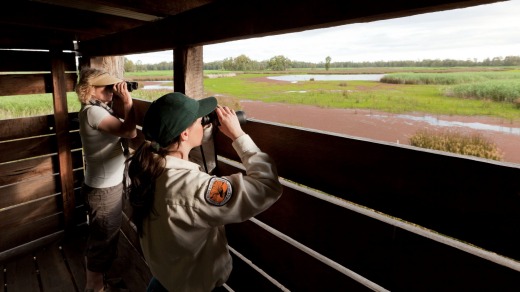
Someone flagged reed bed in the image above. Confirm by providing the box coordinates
[409,129,503,161]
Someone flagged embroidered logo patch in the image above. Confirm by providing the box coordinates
[205,177,233,206]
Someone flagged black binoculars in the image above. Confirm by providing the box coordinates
[201,110,247,126]
[126,81,139,92]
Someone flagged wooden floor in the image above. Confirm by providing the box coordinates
[1,226,152,292]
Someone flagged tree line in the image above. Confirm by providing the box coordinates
[124,55,520,72]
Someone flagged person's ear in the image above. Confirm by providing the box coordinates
[180,129,190,142]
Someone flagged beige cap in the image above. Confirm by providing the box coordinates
[90,72,123,86]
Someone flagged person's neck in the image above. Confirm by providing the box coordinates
[95,98,110,104]
[167,144,192,160]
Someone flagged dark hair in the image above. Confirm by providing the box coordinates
[127,138,180,237]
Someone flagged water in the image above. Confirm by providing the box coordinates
[137,78,520,136]
[267,74,385,82]
[396,114,520,135]
[141,81,173,90]
[139,74,383,90]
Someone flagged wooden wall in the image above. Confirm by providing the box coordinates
[0,49,81,259]
[123,99,520,291]
[216,120,520,291]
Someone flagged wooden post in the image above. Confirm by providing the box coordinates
[174,45,204,97]
[90,56,125,79]
[174,46,187,94]
[50,49,75,229]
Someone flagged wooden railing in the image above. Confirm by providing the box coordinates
[1,97,519,291]
[0,113,85,259]
[214,118,520,291]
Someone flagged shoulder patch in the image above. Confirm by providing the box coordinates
[205,177,233,206]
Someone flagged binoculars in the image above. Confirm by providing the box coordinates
[201,110,247,126]
[126,81,139,92]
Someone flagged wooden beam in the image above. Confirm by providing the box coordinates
[50,50,76,230]
[0,50,76,72]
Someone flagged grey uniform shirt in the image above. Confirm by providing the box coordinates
[140,134,283,292]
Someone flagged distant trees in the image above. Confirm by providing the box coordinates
[325,56,331,71]
[268,55,291,71]
[124,58,136,72]
[123,58,173,72]
[217,55,267,71]
[123,55,520,72]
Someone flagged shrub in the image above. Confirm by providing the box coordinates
[409,129,503,161]
[514,98,520,109]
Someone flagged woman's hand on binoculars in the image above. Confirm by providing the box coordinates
[113,82,132,105]
[216,105,245,141]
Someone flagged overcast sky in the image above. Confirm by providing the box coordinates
[125,1,520,64]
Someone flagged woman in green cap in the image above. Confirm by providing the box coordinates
[127,92,283,292]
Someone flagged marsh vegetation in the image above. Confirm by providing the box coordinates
[1,67,518,161]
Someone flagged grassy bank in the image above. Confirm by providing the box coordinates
[201,72,520,121]
[1,68,519,121]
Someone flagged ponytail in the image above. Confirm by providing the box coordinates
[127,140,170,237]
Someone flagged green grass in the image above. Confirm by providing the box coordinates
[0,93,81,120]
[2,69,519,122]
[381,71,520,85]
[203,73,520,121]
[447,79,520,102]
[124,70,232,81]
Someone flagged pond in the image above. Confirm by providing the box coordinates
[396,115,520,135]
[267,74,385,82]
[139,74,384,90]
[141,81,174,90]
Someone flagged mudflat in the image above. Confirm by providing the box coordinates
[240,100,520,165]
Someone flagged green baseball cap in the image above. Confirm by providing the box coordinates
[142,92,217,147]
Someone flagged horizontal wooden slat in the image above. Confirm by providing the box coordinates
[219,160,520,290]
[226,251,285,292]
[0,214,62,254]
[74,186,85,207]
[0,50,76,72]
[69,131,83,150]
[228,218,520,291]
[0,175,58,209]
[0,131,81,164]
[0,115,54,141]
[0,151,83,186]
[0,168,82,210]
[0,73,76,96]
[214,120,520,261]
[0,155,55,187]
[0,113,79,142]
[0,196,61,233]
[68,112,80,131]
[226,220,376,291]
